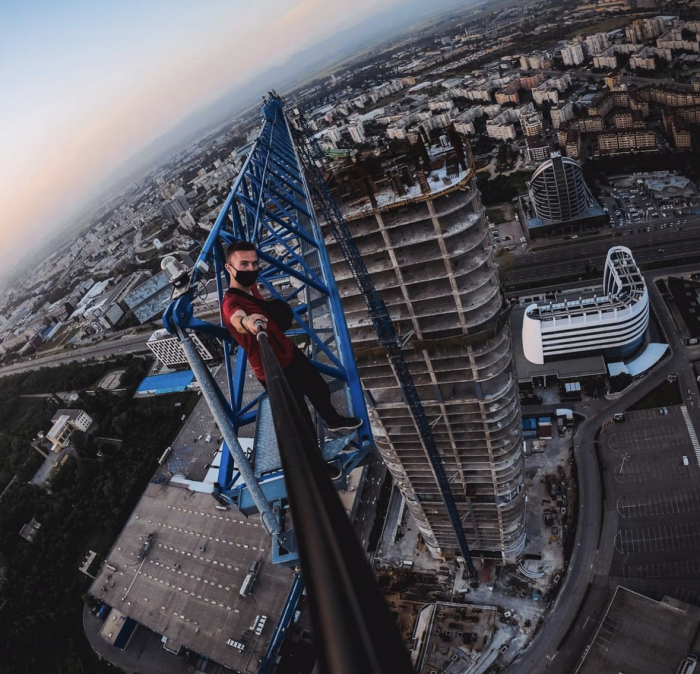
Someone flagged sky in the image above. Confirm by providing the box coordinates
[0,0,401,267]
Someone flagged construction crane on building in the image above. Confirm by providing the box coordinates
[163,93,416,673]
[161,86,526,673]
[290,105,477,576]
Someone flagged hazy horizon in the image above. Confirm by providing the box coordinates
[2,0,458,278]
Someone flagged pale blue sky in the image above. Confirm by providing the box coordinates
[0,0,397,262]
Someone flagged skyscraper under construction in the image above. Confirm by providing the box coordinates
[325,145,525,562]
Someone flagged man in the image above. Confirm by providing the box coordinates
[221,241,362,434]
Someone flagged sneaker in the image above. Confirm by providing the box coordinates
[326,416,362,432]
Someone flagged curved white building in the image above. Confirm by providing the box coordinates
[522,246,649,364]
[528,152,597,224]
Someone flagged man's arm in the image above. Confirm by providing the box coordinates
[229,309,268,335]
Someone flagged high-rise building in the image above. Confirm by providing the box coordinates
[327,125,343,143]
[348,122,366,143]
[177,211,196,230]
[327,152,526,562]
[626,20,645,44]
[585,32,609,56]
[162,193,190,222]
[521,112,544,137]
[550,101,575,129]
[528,152,596,224]
[561,43,585,66]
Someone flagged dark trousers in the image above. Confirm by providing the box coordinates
[260,346,341,432]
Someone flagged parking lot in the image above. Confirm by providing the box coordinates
[600,174,700,228]
[601,406,700,582]
[615,522,700,554]
[623,557,700,580]
[617,487,700,518]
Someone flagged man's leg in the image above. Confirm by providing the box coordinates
[278,352,319,433]
[284,348,340,422]
[259,373,315,434]
[284,348,361,431]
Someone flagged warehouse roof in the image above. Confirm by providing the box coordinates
[90,483,292,670]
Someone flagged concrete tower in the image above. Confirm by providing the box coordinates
[326,153,526,562]
[527,152,593,225]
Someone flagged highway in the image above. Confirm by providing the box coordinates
[0,304,226,378]
[508,263,700,673]
[0,333,152,378]
[507,217,700,289]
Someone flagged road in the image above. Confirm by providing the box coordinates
[508,263,700,673]
[0,305,223,378]
[507,218,700,288]
[0,333,152,378]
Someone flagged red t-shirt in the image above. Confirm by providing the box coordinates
[221,285,294,380]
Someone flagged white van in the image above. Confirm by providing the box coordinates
[683,456,690,466]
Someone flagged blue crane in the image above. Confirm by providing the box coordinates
[162,92,416,674]
[163,92,474,571]
[163,93,372,564]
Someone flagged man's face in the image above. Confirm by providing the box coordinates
[226,250,259,277]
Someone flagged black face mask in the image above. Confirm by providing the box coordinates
[233,267,259,287]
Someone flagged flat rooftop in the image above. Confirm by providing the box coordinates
[511,306,606,383]
[418,602,497,674]
[136,370,195,395]
[339,157,472,221]
[90,483,293,670]
[576,587,700,674]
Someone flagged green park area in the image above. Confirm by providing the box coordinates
[486,208,507,225]
[0,355,195,673]
[477,171,531,206]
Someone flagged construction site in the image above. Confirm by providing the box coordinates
[323,136,526,562]
[85,102,546,674]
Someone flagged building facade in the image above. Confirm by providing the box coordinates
[597,128,658,154]
[147,328,218,368]
[328,157,526,562]
[521,112,544,137]
[528,153,595,224]
[522,247,648,364]
[561,43,585,66]
[46,409,93,452]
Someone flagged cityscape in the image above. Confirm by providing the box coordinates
[5,0,700,673]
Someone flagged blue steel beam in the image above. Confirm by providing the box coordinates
[163,94,372,498]
[258,573,304,674]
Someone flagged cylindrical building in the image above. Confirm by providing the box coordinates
[326,161,526,562]
[528,153,593,224]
